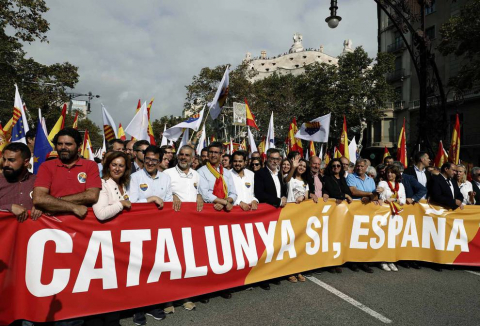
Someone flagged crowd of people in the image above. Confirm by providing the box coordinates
[1,127,479,326]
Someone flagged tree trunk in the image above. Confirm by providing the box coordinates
[357,118,367,154]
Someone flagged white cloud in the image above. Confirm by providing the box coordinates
[23,0,377,129]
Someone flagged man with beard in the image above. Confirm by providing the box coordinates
[125,139,135,160]
[33,128,101,219]
[0,143,42,221]
[200,147,208,164]
[254,148,287,208]
[131,140,149,173]
[231,150,258,211]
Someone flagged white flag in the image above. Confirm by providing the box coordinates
[160,124,168,146]
[164,106,204,141]
[125,101,149,141]
[265,112,275,151]
[319,144,324,160]
[295,113,331,142]
[179,128,189,149]
[196,124,206,155]
[11,85,30,144]
[209,66,230,120]
[101,104,118,139]
[348,137,358,164]
[247,127,257,154]
[305,149,309,160]
[230,138,234,154]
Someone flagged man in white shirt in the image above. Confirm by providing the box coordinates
[404,151,432,197]
[231,150,258,211]
[164,145,203,212]
[129,145,172,207]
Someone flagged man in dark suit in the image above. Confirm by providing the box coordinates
[471,167,480,205]
[429,162,464,210]
[254,148,287,208]
[404,151,432,195]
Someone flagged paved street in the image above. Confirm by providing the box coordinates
[119,265,480,326]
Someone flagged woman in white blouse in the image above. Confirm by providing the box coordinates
[377,165,406,272]
[456,164,475,205]
[93,151,132,220]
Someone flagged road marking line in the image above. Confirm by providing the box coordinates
[307,276,392,324]
[465,270,480,277]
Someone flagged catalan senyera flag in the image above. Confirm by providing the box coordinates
[383,146,391,161]
[309,141,316,158]
[118,123,126,141]
[448,114,460,165]
[396,118,408,168]
[72,111,79,130]
[339,116,349,160]
[434,140,449,168]
[47,104,67,143]
[146,98,156,145]
[81,129,94,161]
[102,104,117,142]
[245,99,259,130]
[288,117,304,156]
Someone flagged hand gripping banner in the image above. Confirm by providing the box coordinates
[1,200,480,324]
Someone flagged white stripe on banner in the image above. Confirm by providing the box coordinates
[307,276,393,324]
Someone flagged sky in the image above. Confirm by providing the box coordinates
[23,0,378,129]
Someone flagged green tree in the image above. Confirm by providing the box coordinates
[0,0,79,131]
[151,115,184,144]
[438,0,480,93]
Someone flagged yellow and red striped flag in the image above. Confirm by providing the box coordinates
[48,104,67,143]
[448,114,460,164]
[334,146,342,159]
[287,117,304,156]
[309,141,316,158]
[102,104,117,142]
[396,118,408,168]
[245,99,259,130]
[339,116,349,160]
[72,112,79,129]
[80,129,94,161]
[324,152,331,165]
[434,140,448,168]
[146,98,156,145]
[383,146,391,161]
[118,123,126,141]
[0,123,7,152]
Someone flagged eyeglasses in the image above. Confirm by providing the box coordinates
[332,164,341,168]
[145,158,159,164]
[252,163,260,166]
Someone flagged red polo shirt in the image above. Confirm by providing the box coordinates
[34,158,102,198]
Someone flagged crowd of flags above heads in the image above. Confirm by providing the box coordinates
[0,68,463,173]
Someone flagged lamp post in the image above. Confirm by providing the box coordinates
[67,92,100,114]
[325,0,446,158]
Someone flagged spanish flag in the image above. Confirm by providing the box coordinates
[287,117,304,156]
[339,116,349,160]
[72,111,79,130]
[324,152,331,165]
[0,123,7,152]
[396,118,408,168]
[147,98,156,145]
[48,104,67,143]
[309,141,316,157]
[448,114,460,164]
[434,140,448,168]
[245,99,259,130]
[334,146,341,159]
[81,129,94,161]
[383,146,391,161]
[118,123,126,141]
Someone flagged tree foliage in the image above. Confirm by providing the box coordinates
[438,0,480,92]
[184,47,395,149]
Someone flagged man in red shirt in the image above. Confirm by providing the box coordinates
[33,128,101,218]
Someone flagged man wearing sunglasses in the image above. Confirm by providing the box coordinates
[129,145,172,207]
[254,148,287,208]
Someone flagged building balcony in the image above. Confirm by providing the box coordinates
[386,69,405,83]
[387,40,405,53]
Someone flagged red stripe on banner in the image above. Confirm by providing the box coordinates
[0,203,281,324]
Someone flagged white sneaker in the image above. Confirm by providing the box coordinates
[388,263,398,272]
[380,263,391,271]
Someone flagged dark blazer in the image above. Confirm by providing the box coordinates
[429,174,464,209]
[322,175,352,200]
[402,173,427,202]
[404,166,432,187]
[471,181,480,206]
[254,167,287,208]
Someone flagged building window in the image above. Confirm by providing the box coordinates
[382,119,394,143]
[426,26,436,40]
[426,0,436,15]
[395,56,402,71]
[374,121,382,143]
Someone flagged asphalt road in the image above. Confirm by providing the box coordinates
[119,265,480,326]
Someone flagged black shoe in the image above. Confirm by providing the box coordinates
[133,313,146,326]
[398,261,410,269]
[200,298,210,304]
[220,291,232,299]
[260,283,270,290]
[146,309,166,321]
[410,261,421,269]
[349,263,360,272]
[328,267,336,274]
[431,265,443,272]
[271,279,281,285]
[360,264,374,273]
[335,266,342,274]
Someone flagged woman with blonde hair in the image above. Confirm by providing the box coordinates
[93,151,132,220]
[456,164,475,205]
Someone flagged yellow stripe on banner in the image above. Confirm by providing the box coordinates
[245,200,480,284]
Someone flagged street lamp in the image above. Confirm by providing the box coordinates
[67,91,100,114]
[325,0,342,28]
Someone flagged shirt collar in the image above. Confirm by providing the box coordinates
[267,166,278,176]
[56,157,83,167]
[353,172,370,181]
[143,168,160,180]
[175,165,193,178]
[414,165,424,173]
